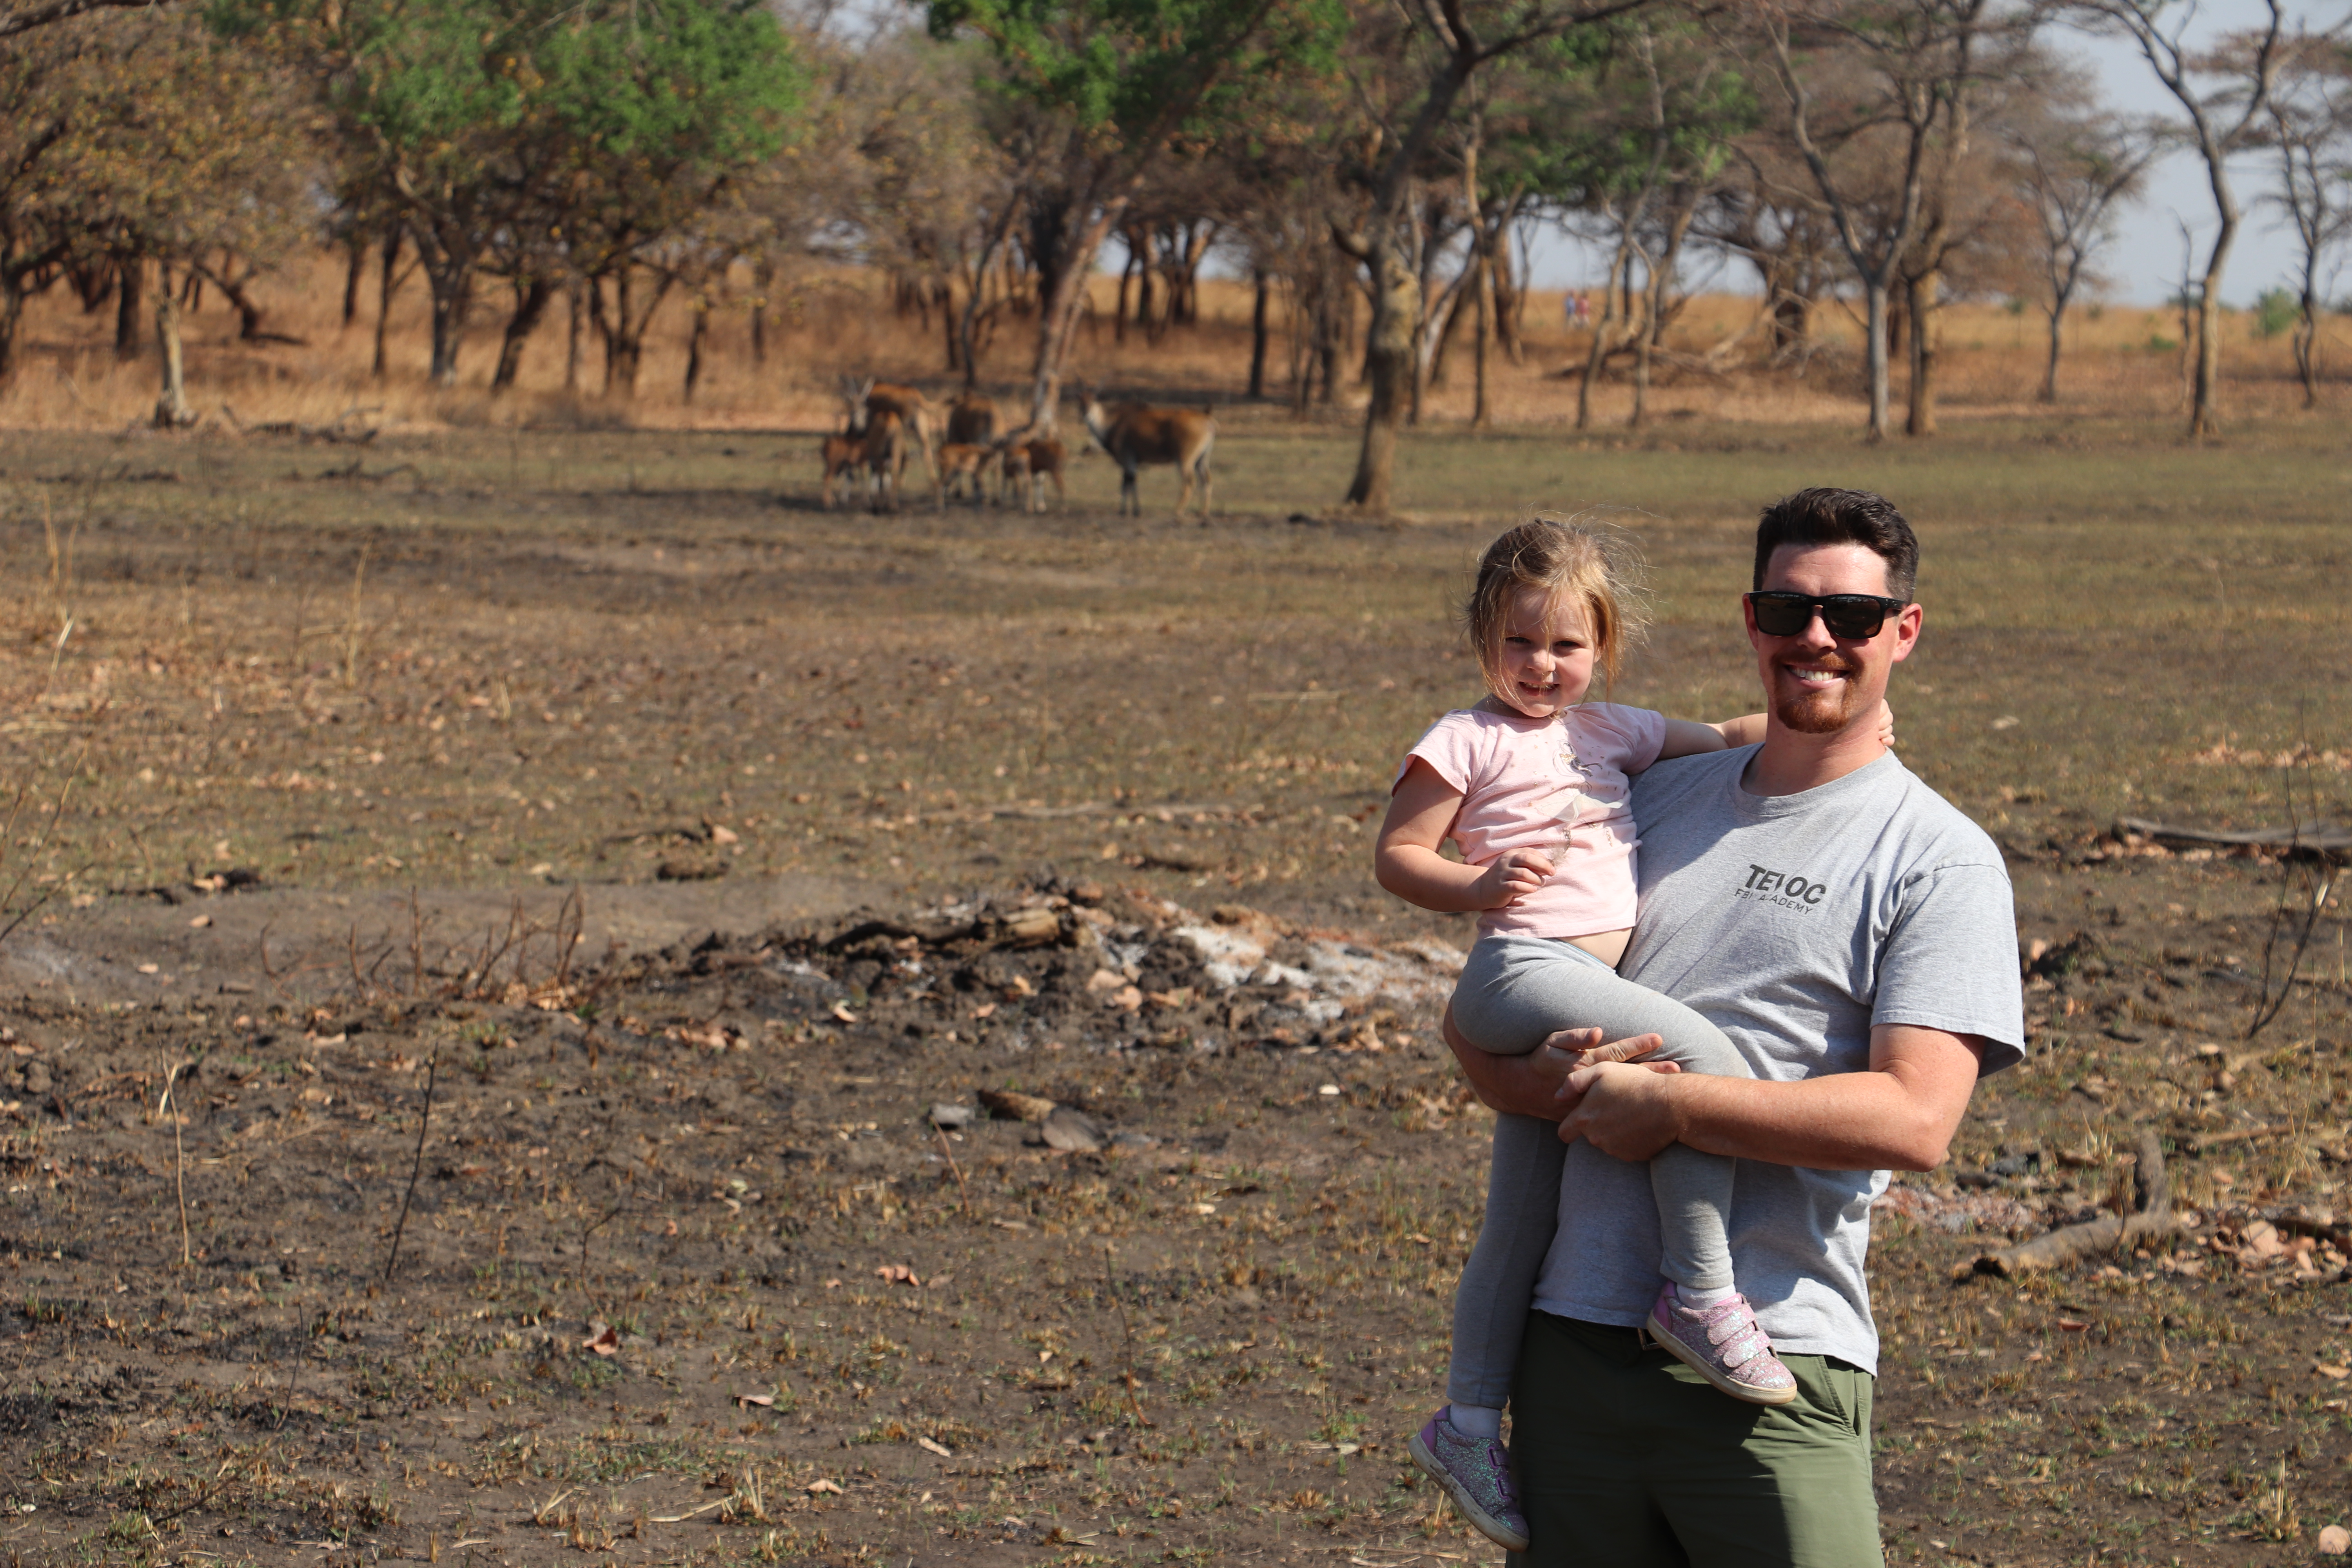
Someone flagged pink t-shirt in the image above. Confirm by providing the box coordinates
[1395,701,1669,940]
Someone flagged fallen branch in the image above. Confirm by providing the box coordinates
[2116,816,2352,856]
[2185,1122,2295,1154]
[1967,1127,2176,1278]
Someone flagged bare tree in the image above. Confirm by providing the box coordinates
[2009,93,2154,401]
[2262,31,2352,409]
[2063,0,2285,437]
[1762,0,1998,443]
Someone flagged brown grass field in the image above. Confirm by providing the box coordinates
[0,256,2343,1568]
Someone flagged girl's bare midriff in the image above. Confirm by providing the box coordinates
[1568,928,1631,967]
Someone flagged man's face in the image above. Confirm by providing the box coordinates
[1744,543,1922,736]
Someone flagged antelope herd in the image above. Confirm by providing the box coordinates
[815,376,1205,517]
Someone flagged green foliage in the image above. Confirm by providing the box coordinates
[925,0,1342,151]
[1488,20,1758,208]
[2254,287,2300,339]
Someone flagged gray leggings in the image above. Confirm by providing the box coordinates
[1446,933,1752,1411]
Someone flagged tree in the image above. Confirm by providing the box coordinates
[1332,0,1653,511]
[2261,31,2352,409]
[2063,0,2285,438]
[2008,89,2152,401]
[925,0,1345,430]
[1761,0,2002,443]
[58,11,317,420]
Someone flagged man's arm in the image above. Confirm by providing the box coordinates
[1555,1022,1986,1172]
[1440,1005,1669,1122]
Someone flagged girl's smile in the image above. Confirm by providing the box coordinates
[1495,587,1595,721]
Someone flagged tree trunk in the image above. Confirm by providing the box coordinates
[1248,267,1270,400]
[114,257,145,359]
[684,294,710,402]
[936,278,957,373]
[1114,238,1135,343]
[2294,295,2318,408]
[1578,227,1635,432]
[341,234,365,327]
[1864,279,1892,442]
[564,281,583,395]
[2190,202,2236,438]
[1490,229,1523,366]
[2040,301,2064,403]
[1024,198,1127,432]
[372,228,403,379]
[1904,266,1940,436]
[595,267,673,399]
[1136,228,1161,345]
[153,269,194,427]
[424,257,471,387]
[0,276,24,382]
[1341,238,1418,512]
[492,275,555,393]
[1472,249,1492,428]
[750,263,771,367]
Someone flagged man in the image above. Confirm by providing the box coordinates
[1445,487,2024,1567]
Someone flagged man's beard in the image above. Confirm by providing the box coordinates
[1772,665,1872,735]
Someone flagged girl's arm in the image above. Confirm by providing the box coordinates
[1651,701,1893,764]
[1657,715,1763,760]
[1375,758,1552,914]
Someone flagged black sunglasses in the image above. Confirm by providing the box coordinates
[1745,591,1910,640]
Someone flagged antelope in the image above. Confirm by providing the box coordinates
[946,390,997,448]
[931,442,993,508]
[1076,383,1215,519]
[858,408,910,512]
[859,378,939,479]
[818,385,870,509]
[995,432,1066,513]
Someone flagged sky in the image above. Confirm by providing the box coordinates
[1522,2,2343,309]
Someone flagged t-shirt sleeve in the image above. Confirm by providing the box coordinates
[1871,861,2027,1075]
[1580,703,1668,775]
[1396,711,1482,796]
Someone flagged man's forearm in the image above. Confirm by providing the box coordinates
[1561,1027,1986,1173]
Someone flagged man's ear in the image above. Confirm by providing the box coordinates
[1889,602,1923,663]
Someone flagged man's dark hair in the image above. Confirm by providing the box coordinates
[1753,488,1918,601]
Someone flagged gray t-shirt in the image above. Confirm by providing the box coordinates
[1528,746,2024,1375]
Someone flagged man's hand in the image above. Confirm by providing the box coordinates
[1550,1023,1988,1172]
[1557,1060,1688,1159]
[1443,1007,1670,1122]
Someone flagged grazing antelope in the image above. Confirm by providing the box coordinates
[858,409,910,511]
[818,385,870,509]
[995,432,1067,513]
[1076,383,1216,519]
[946,390,997,447]
[931,442,992,508]
[860,378,938,478]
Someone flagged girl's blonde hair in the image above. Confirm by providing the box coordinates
[1466,515,1649,696]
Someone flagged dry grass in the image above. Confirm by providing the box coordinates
[5,249,2350,437]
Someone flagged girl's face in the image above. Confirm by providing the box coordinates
[1492,586,1596,720]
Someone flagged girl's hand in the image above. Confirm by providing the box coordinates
[1876,700,1897,750]
[1472,847,1554,908]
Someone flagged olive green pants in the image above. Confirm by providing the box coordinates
[1507,1313,1882,1568]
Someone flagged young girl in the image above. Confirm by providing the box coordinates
[1376,518,1796,1554]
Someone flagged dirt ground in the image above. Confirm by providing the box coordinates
[0,419,2345,1567]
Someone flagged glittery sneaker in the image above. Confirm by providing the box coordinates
[1646,1282,1798,1406]
[1407,1406,1528,1552]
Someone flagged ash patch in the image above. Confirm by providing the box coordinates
[629,875,1463,1060]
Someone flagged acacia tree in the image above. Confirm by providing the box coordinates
[925,0,1345,430]
[2007,87,2151,401]
[2063,0,2284,437]
[2262,31,2352,409]
[60,12,316,421]
[1760,0,2002,443]
[1332,0,1653,510]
